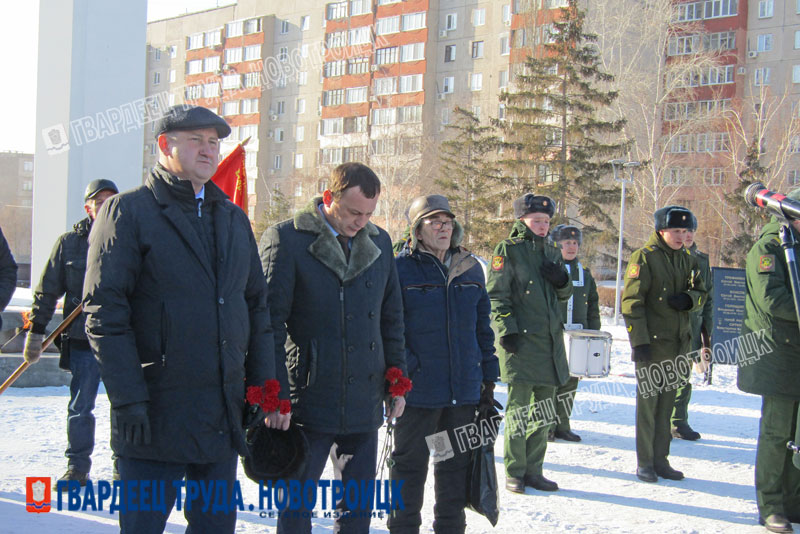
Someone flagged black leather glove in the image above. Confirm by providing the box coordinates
[541,260,569,288]
[478,381,504,412]
[499,334,520,354]
[113,402,151,446]
[632,344,652,363]
[667,293,693,311]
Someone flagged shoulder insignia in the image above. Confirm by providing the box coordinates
[491,255,505,271]
[758,254,775,273]
[627,263,640,279]
[627,325,632,332]
[644,246,655,253]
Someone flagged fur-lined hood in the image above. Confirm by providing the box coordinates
[293,196,382,282]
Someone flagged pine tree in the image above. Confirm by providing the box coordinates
[254,187,292,242]
[437,106,503,255]
[495,0,629,253]
[721,140,770,267]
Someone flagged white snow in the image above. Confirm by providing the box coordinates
[0,322,769,533]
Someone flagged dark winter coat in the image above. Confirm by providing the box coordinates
[395,221,499,408]
[688,243,714,352]
[738,219,800,399]
[486,220,573,386]
[83,166,275,463]
[559,258,601,330]
[29,218,92,346]
[0,226,17,330]
[259,197,406,434]
[622,232,707,362]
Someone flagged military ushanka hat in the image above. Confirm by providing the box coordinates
[513,193,555,219]
[654,205,694,231]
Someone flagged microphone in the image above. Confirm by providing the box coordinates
[745,182,800,222]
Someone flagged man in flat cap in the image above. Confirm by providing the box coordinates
[83,105,288,533]
[486,193,572,494]
[622,205,706,484]
[24,178,119,486]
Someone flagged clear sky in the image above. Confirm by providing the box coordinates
[0,0,236,155]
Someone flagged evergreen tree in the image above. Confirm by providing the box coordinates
[437,106,503,255]
[722,140,770,268]
[495,0,629,253]
[254,187,292,242]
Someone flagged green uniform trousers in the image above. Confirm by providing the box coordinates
[554,376,579,433]
[670,378,692,429]
[756,395,800,519]
[635,359,679,469]
[504,383,557,478]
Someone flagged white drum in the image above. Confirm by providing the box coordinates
[563,329,612,378]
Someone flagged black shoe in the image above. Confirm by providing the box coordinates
[547,430,555,442]
[57,469,89,487]
[654,464,684,480]
[636,466,658,483]
[505,476,525,494]
[759,514,794,533]
[671,425,701,441]
[554,429,582,442]
[524,474,559,492]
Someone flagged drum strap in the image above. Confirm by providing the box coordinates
[565,263,584,328]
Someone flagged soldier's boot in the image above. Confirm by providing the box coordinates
[505,476,525,494]
[636,466,658,483]
[654,463,684,480]
[760,514,794,533]
[524,474,558,492]
[671,425,701,441]
[57,469,89,488]
[554,429,581,442]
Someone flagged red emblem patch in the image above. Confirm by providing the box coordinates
[491,256,504,271]
[627,263,640,279]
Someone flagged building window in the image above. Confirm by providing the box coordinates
[324,59,346,78]
[442,76,454,93]
[170,45,177,58]
[153,72,161,85]
[445,45,456,62]
[187,33,203,50]
[297,71,308,86]
[503,4,512,24]
[322,148,343,165]
[185,85,202,100]
[295,154,304,169]
[758,0,774,17]
[222,74,240,90]
[500,35,510,55]
[327,2,348,20]
[227,21,243,37]
[398,105,422,123]
[471,105,481,119]
[375,47,399,65]
[372,107,397,125]
[471,41,484,59]
[445,13,457,30]
[670,135,691,153]
[703,31,736,51]
[344,116,368,133]
[470,73,483,91]
[301,16,310,31]
[203,56,220,72]
[346,86,368,103]
[668,35,699,56]
[168,69,176,83]
[376,16,400,35]
[400,42,424,62]
[348,56,369,74]
[755,67,771,86]
[205,30,221,47]
[223,101,239,116]
[706,0,737,18]
[276,100,285,114]
[371,138,396,156]
[349,26,371,45]
[244,72,260,87]
[323,89,345,106]
[499,69,509,89]
[375,77,397,95]
[202,83,219,98]
[789,170,800,186]
[402,12,426,31]
[793,65,800,84]
[326,31,347,49]
[399,74,422,93]
[297,98,306,114]
[154,48,161,61]
[274,154,282,169]
[664,168,689,186]
[757,34,773,52]
[701,168,725,186]
[296,125,305,141]
[472,8,486,26]
[244,45,261,61]
[280,20,289,34]
[343,146,368,162]
[244,18,262,34]
[275,128,285,142]
[350,0,371,16]
[240,124,258,139]
[225,47,242,64]
[675,2,703,22]
[187,60,202,75]
[241,98,259,114]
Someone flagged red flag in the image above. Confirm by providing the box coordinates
[212,143,248,212]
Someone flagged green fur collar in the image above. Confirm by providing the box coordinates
[294,197,381,282]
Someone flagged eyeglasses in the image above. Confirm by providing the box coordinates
[423,219,454,230]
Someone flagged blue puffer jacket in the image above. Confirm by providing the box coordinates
[396,223,499,408]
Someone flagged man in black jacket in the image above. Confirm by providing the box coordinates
[24,179,118,485]
[0,226,17,329]
[260,162,406,534]
[83,106,287,534]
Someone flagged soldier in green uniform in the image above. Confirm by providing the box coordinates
[622,205,706,483]
[548,224,600,443]
[738,192,800,534]
[486,193,572,493]
[671,215,713,441]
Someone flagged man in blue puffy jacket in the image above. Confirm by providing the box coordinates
[389,195,499,534]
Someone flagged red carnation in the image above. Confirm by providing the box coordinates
[246,386,264,406]
[385,367,403,382]
[264,379,281,396]
[262,395,279,414]
[278,399,292,415]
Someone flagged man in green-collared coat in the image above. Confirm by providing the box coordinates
[550,224,601,443]
[487,193,572,494]
[622,205,706,484]
[671,215,714,441]
[738,197,800,533]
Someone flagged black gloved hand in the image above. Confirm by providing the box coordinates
[632,344,652,363]
[499,334,520,354]
[667,293,693,311]
[478,381,504,413]
[541,260,570,288]
[113,402,151,446]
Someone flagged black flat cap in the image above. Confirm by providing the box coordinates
[513,193,555,219]
[154,105,231,140]
[654,205,694,231]
[84,179,119,202]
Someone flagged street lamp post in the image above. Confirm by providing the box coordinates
[611,160,640,325]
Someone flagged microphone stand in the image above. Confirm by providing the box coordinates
[779,223,800,469]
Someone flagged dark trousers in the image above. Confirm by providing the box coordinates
[504,383,556,478]
[554,376,579,433]
[387,405,476,534]
[117,453,238,534]
[756,396,800,519]
[277,429,378,534]
[66,347,101,473]
[671,382,692,429]
[635,360,678,469]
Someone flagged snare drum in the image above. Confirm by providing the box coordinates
[563,329,612,378]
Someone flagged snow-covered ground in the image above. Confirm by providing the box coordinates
[0,322,768,533]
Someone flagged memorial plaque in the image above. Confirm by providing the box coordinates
[710,267,746,365]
